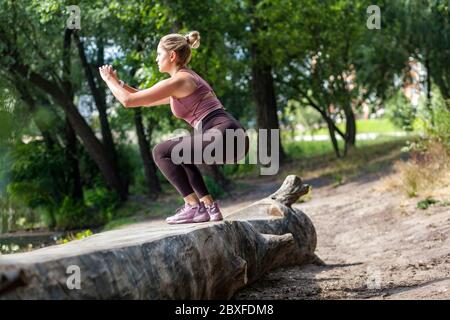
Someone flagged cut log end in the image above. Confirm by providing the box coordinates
[269,175,311,207]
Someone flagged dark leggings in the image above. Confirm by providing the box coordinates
[152,109,249,198]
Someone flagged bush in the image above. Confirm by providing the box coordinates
[395,139,449,198]
[427,97,450,147]
[386,90,417,131]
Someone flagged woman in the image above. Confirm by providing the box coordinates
[99,31,249,224]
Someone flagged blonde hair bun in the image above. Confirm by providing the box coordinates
[185,31,200,49]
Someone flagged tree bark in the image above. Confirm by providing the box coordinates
[134,109,161,196]
[326,117,341,158]
[343,107,356,156]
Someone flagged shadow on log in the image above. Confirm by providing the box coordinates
[0,175,320,299]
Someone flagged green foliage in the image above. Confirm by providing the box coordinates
[386,90,417,131]
[402,93,450,153]
[203,175,225,199]
[3,139,121,230]
[416,197,439,210]
[50,197,87,230]
[0,89,14,151]
[7,141,67,210]
[427,97,450,148]
[56,229,94,245]
[84,187,120,221]
[0,109,13,143]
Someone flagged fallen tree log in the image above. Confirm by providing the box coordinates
[0,175,319,299]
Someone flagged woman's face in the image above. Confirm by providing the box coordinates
[156,44,174,73]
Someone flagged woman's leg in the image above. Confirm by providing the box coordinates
[152,120,249,204]
[152,139,202,205]
[199,194,214,206]
[185,119,249,201]
[181,163,210,199]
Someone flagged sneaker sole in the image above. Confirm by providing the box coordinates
[193,214,210,223]
[166,214,210,224]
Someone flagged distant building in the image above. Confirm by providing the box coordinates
[402,58,425,106]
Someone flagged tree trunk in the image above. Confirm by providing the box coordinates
[343,107,356,156]
[249,0,286,163]
[0,175,319,299]
[127,60,162,197]
[73,32,120,172]
[134,109,161,196]
[326,117,341,158]
[425,56,435,125]
[64,115,83,201]
[62,28,83,201]
[250,53,286,163]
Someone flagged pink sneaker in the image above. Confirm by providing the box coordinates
[166,202,209,224]
[205,201,223,221]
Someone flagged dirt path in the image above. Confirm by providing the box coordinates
[229,171,450,300]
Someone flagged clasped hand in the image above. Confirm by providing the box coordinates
[99,65,118,83]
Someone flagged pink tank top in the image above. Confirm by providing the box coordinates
[170,67,225,128]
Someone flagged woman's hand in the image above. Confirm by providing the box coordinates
[99,65,118,83]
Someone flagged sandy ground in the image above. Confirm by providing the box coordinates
[225,172,450,300]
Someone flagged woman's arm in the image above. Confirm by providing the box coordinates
[143,96,170,106]
[99,65,178,108]
[122,83,139,93]
[119,78,170,106]
[122,83,170,106]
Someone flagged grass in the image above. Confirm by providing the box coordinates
[280,136,411,186]
[286,134,415,159]
[100,193,187,231]
[224,134,415,183]
[298,118,402,136]
[380,140,450,200]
